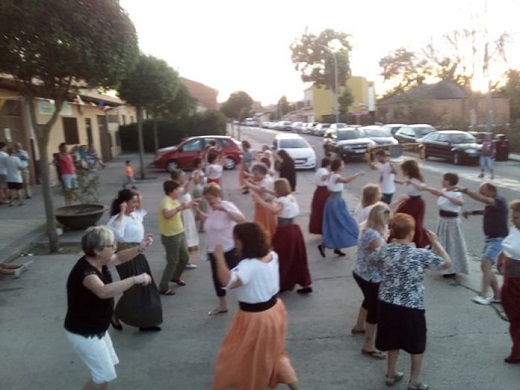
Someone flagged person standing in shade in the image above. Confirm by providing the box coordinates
[107,189,162,332]
[309,157,331,235]
[157,179,195,296]
[461,182,509,305]
[318,158,364,258]
[212,222,300,390]
[253,178,312,294]
[4,147,24,206]
[14,142,31,199]
[479,133,495,179]
[497,200,520,364]
[368,149,396,204]
[277,149,296,192]
[0,142,8,204]
[56,142,77,206]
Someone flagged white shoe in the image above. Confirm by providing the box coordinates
[472,295,491,305]
[14,267,23,278]
[185,263,198,269]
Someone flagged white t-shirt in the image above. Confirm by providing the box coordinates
[405,177,423,197]
[328,173,344,192]
[377,162,395,194]
[258,175,274,201]
[314,167,329,187]
[226,251,280,303]
[277,195,299,218]
[354,203,377,225]
[502,226,520,260]
[107,210,146,243]
[0,151,8,175]
[437,189,462,213]
[5,156,23,183]
[207,164,223,180]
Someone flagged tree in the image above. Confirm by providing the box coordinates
[500,69,520,123]
[290,28,352,92]
[338,88,354,117]
[220,91,254,120]
[0,0,138,252]
[118,54,181,177]
[277,96,291,118]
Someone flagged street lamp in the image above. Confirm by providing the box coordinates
[322,46,339,123]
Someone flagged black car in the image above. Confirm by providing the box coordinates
[394,124,437,143]
[468,131,510,161]
[323,127,376,160]
[419,130,482,165]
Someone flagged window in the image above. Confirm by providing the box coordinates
[122,115,127,125]
[62,117,79,144]
[182,139,204,152]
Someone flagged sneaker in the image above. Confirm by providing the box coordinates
[185,263,198,269]
[14,267,23,278]
[472,295,491,305]
[490,297,501,304]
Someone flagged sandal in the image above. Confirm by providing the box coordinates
[385,371,404,386]
[159,289,176,296]
[361,349,386,360]
[407,382,429,390]
[171,278,186,286]
[208,307,228,316]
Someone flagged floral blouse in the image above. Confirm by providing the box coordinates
[352,228,384,283]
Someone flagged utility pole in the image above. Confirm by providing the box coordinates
[322,46,339,123]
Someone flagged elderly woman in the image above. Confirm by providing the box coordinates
[212,222,300,390]
[64,226,152,390]
[107,189,162,332]
[195,183,245,315]
[276,149,296,192]
[497,200,520,364]
[372,213,451,390]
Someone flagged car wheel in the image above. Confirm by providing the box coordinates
[452,152,461,165]
[166,160,179,172]
[224,157,236,170]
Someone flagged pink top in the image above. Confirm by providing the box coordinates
[204,200,243,253]
[58,152,76,174]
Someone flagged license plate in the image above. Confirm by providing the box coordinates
[355,149,366,153]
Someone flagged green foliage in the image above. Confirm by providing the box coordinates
[220,91,254,119]
[75,169,100,204]
[119,110,227,152]
[499,69,520,123]
[290,28,352,92]
[278,96,291,117]
[162,84,197,120]
[338,88,354,116]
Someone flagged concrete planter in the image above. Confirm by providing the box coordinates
[55,204,107,230]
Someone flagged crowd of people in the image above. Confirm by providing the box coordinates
[57,139,520,389]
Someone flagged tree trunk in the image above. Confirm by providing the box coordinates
[153,118,159,154]
[137,107,145,180]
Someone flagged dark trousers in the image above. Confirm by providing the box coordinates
[382,193,393,205]
[209,248,239,297]
[502,276,520,359]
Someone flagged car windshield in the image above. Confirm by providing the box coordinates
[449,134,476,144]
[337,129,363,140]
[279,139,308,148]
[363,128,392,137]
[416,127,435,136]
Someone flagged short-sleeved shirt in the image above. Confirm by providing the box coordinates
[243,149,254,169]
[15,149,29,169]
[405,177,423,197]
[5,156,23,183]
[204,201,243,252]
[277,195,299,218]
[377,162,395,194]
[0,150,8,175]
[314,167,329,187]
[483,195,509,238]
[228,252,280,303]
[107,210,146,243]
[207,164,223,180]
[258,175,274,201]
[354,203,377,225]
[125,165,133,177]
[328,173,344,192]
[158,195,184,236]
[373,243,443,309]
[353,228,384,282]
[64,257,114,336]
[503,226,520,260]
[57,151,76,175]
[437,189,463,213]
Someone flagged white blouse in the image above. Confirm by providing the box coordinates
[258,175,274,201]
[314,167,329,187]
[437,189,462,213]
[503,226,520,260]
[180,187,192,203]
[225,251,280,303]
[277,195,299,218]
[327,173,344,192]
[354,203,377,225]
[107,209,146,243]
[405,177,423,197]
[207,164,223,179]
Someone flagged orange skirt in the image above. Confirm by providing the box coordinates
[254,204,277,245]
[212,299,297,390]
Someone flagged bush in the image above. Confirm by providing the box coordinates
[119,110,227,152]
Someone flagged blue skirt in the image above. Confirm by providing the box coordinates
[322,193,359,249]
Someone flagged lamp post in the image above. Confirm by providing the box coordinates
[322,46,339,123]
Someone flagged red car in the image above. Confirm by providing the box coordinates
[154,135,243,172]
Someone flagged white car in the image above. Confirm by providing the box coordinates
[272,133,316,170]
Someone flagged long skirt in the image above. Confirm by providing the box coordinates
[309,186,328,234]
[272,224,312,292]
[181,208,199,248]
[212,299,298,390]
[322,194,359,249]
[114,252,163,327]
[390,196,429,248]
[436,216,469,275]
[254,204,277,244]
[502,276,520,360]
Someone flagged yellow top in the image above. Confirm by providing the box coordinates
[158,195,184,236]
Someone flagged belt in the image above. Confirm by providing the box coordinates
[239,296,277,312]
[277,218,294,226]
[116,242,140,251]
[409,195,422,199]
[329,191,342,198]
[439,210,459,218]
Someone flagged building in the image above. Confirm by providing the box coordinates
[179,77,219,111]
[376,80,510,128]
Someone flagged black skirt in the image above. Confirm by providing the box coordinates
[375,300,426,355]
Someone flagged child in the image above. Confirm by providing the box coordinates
[0,260,32,278]
[123,160,137,189]
[368,150,396,204]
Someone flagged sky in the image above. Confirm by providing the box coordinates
[120,0,520,105]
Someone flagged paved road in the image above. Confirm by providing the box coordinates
[1,137,520,389]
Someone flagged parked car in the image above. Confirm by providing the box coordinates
[329,123,349,131]
[242,118,258,127]
[418,130,481,165]
[468,131,510,161]
[394,124,437,143]
[302,122,318,134]
[323,127,376,160]
[312,123,330,136]
[381,123,406,136]
[360,125,398,146]
[154,135,242,172]
[272,133,316,170]
[291,121,305,133]
[276,120,293,131]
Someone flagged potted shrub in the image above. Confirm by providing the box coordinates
[55,169,107,230]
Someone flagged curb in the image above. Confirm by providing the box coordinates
[3,223,47,263]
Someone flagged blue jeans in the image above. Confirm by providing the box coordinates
[480,156,494,174]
